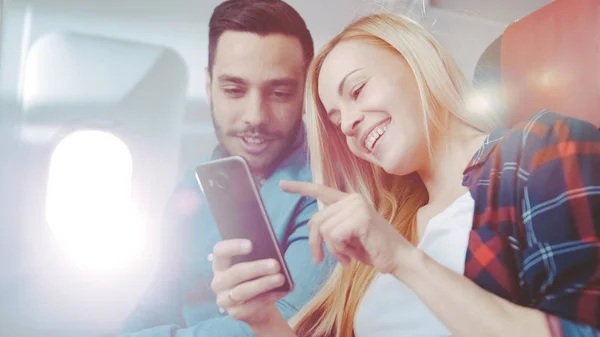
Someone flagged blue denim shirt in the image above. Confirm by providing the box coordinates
[119,128,333,336]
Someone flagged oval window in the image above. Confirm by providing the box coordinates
[46,130,145,271]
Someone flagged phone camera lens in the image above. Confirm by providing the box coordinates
[214,171,228,189]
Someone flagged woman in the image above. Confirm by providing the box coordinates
[209,13,600,337]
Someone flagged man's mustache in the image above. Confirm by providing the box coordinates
[227,126,283,140]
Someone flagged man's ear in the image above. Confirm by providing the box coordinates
[205,67,212,105]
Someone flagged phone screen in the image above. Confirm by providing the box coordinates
[195,156,294,292]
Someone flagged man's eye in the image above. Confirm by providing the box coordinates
[223,87,245,97]
[272,91,293,99]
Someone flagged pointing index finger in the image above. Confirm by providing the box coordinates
[279,180,347,206]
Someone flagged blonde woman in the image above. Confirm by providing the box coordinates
[209,13,600,337]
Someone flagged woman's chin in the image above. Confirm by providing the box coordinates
[361,150,414,176]
[380,156,417,177]
[380,160,403,176]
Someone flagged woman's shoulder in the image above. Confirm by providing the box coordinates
[463,109,599,188]
[497,110,600,172]
[502,110,598,145]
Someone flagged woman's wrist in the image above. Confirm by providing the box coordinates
[248,305,296,337]
[391,244,429,283]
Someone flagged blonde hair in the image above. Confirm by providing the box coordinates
[290,13,494,337]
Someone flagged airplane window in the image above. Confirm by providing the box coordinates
[45,130,146,272]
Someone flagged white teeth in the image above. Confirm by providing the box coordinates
[243,137,265,144]
[365,124,388,151]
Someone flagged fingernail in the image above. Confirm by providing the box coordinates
[271,275,283,285]
[267,260,278,271]
[241,240,252,252]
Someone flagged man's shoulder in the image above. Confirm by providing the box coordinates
[175,153,216,189]
[163,154,215,218]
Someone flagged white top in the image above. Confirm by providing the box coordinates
[354,192,475,337]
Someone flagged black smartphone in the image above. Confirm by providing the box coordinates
[195,156,294,293]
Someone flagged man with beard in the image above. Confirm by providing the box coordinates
[119,1,333,336]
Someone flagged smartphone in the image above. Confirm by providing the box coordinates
[195,156,294,293]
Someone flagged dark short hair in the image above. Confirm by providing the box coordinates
[207,0,314,76]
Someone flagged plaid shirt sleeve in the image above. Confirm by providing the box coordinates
[517,115,600,336]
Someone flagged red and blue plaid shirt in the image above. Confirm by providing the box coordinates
[462,110,600,336]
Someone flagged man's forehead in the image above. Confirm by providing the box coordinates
[212,31,305,82]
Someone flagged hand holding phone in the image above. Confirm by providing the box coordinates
[210,238,290,325]
[195,156,294,293]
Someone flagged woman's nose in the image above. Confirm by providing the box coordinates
[340,110,365,136]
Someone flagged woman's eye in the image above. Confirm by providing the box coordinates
[272,91,293,99]
[351,83,366,100]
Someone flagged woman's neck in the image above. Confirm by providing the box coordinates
[418,121,487,208]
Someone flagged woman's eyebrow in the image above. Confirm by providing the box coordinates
[337,68,364,96]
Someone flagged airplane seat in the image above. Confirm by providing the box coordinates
[0,95,21,212]
[499,0,600,128]
[14,31,188,333]
[0,95,22,284]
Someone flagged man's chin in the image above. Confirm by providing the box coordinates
[240,154,275,175]
[222,138,286,175]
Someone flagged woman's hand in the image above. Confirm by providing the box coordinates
[280,180,416,275]
[211,239,289,326]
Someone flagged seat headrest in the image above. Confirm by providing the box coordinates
[20,31,189,144]
[500,0,600,127]
[22,31,188,110]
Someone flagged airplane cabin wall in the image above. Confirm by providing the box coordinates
[1,1,511,174]
[0,2,518,336]
[424,7,508,85]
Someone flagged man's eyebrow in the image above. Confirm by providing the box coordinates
[216,75,297,87]
[337,68,363,96]
[217,74,246,84]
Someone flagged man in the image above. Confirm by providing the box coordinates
[119,1,333,336]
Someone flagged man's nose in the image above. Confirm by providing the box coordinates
[242,92,269,125]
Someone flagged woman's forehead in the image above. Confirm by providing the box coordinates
[317,40,395,103]
[317,42,365,101]
[321,41,368,78]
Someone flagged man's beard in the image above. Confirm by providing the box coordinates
[209,102,302,174]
